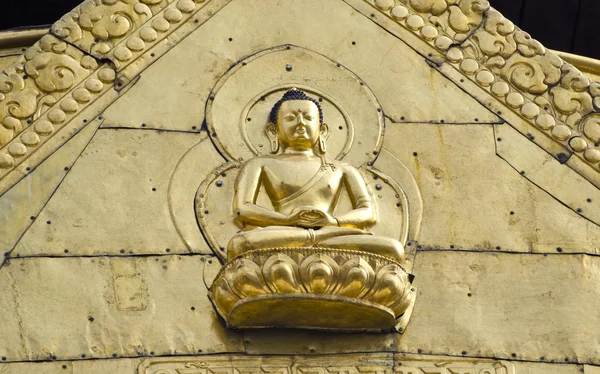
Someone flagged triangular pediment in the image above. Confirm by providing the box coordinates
[0,0,598,256]
[0,0,598,191]
[1,0,600,367]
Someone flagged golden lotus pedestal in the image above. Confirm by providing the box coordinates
[209,247,415,332]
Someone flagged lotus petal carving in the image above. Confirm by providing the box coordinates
[209,247,415,331]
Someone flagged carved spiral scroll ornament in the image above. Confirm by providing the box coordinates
[366,0,600,183]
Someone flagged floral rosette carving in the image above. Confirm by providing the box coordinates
[0,35,98,148]
[210,247,415,329]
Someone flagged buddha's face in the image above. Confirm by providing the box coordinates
[276,100,321,149]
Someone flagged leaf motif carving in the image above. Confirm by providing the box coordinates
[228,259,267,297]
[367,264,410,307]
[336,258,375,298]
[209,248,415,326]
[263,254,303,293]
[299,254,340,294]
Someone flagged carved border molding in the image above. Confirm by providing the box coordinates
[0,0,230,193]
[0,34,115,176]
[138,355,516,374]
[51,0,212,69]
[359,0,600,187]
[2,0,600,191]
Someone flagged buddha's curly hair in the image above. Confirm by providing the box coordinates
[268,88,324,124]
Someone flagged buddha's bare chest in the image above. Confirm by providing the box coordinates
[261,160,343,201]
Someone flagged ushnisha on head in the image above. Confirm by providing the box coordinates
[266,88,329,154]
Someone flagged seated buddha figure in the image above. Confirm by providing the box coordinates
[228,89,404,263]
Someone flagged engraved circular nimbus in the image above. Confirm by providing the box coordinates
[206,45,385,167]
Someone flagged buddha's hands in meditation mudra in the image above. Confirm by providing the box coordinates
[288,206,338,227]
[227,89,404,263]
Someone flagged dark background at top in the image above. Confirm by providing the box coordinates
[0,0,598,59]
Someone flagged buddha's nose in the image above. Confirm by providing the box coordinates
[297,114,306,126]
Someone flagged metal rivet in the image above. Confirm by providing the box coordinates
[216,180,223,187]
[285,64,292,71]
[375,184,382,190]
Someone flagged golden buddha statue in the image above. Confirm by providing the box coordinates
[227,89,405,263]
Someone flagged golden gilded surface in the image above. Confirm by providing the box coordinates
[138,354,515,374]
[210,247,414,331]
[228,90,404,262]
[357,0,600,185]
[1,0,600,371]
[1,0,600,191]
[208,89,414,331]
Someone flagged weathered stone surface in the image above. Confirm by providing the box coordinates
[0,255,243,361]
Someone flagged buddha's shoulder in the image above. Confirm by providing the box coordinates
[239,155,283,169]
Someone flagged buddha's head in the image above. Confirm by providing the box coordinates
[266,89,329,154]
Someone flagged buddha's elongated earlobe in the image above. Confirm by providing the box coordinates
[271,137,280,154]
[318,136,327,154]
[318,123,329,154]
[265,123,279,154]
